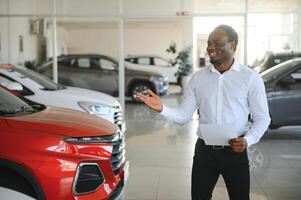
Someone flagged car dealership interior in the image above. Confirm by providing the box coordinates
[0,0,301,200]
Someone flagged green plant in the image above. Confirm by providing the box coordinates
[176,45,192,77]
[166,41,177,54]
[166,42,193,85]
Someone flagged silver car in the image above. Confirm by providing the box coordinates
[36,54,169,102]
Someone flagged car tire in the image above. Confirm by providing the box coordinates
[130,82,153,102]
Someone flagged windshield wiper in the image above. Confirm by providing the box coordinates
[42,88,57,91]
[42,84,65,91]
[14,105,37,113]
[0,104,42,115]
[0,109,19,115]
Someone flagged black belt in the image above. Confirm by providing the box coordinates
[207,145,227,150]
[199,138,231,150]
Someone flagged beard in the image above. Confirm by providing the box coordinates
[209,57,223,65]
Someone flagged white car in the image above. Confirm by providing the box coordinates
[0,64,125,132]
[125,55,178,84]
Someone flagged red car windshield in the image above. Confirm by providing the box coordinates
[0,88,37,116]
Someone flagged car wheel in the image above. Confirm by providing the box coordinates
[248,146,265,170]
[0,167,36,199]
[130,82,152,102]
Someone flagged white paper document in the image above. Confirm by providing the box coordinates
[199,124,237,146]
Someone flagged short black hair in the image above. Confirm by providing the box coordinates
[214,24,238,51]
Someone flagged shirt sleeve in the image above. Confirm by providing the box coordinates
[244,73,271,147]
[160,75,198,125]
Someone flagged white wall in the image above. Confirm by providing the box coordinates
[0,18,9,63]
[46,24,69,58]
[124,21,188,60]
[57,20,193,61]
[0,17,39,65]
[7,0,52,15]
[0,0,49,65]
[0,0,8,15]
[9,18,39,65]
[123,0,183,15]
[59,22,119,57]
[45,0,188,16]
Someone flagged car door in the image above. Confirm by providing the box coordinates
[58,57,99,90]
[270,65,301,126]
[56,57,78,86]
[97,57,118,95]
[136,57,152,72]
[134,57,176,83]
[153,57,178,83]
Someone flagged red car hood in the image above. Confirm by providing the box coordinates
[5,106,118,137]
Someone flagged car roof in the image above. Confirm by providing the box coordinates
[262,57,301,75]
[126,54,166,59]
[269,51,301,57]
[37,54,118,66]
[61,53,105,57]
[291,57,301,62]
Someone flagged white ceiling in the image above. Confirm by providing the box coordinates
[0,0,300,16]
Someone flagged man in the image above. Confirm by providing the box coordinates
[137,24,270,200]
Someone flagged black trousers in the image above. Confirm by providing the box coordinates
[191,138,250,200]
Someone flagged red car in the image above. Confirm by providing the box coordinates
[0,87,129,200]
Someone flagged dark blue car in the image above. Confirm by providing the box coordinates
[261,58,301,128]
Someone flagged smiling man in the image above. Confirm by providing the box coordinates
[137,24,271,200]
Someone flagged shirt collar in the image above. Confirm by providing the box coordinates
[208,59,241,73]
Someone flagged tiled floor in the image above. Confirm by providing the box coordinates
[122,91,301,200]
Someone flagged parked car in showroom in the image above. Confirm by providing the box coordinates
[0,64,125,132]
[35,54,169,102]
[0,86,129,200]
[251,50,301,73]
[125,54,178,84]
[261,58,301,128]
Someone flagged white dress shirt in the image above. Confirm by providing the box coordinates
[161,60,271,147]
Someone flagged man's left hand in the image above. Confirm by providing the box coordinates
[229,138,247,153]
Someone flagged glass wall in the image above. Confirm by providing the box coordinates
[0,1,301,200]
[247,13,298,66]
[56,0,119,16]
[1,0,301,93]
[0,0,52,65]
[123,0,183,16]
[5,0,52,15]
[248,0,299,13]
[0,0,120,64]
[193,0,246,14]
[55,18,118,58]
[2,0,301,67]
[0,17,8,63]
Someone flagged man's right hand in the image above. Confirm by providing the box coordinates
[136,89,163,113]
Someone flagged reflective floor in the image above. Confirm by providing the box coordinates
[122,89,301,200]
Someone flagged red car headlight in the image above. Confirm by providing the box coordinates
[64,131,122,144]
